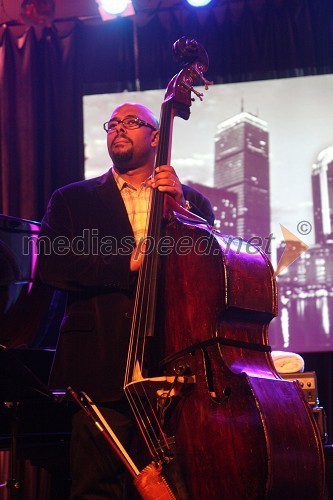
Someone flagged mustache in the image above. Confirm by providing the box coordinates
[112,134,133,146]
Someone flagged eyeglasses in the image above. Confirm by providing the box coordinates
[103,117,157,133]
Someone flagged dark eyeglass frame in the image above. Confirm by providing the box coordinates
[103,117,157,133]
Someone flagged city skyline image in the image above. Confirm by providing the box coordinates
[84,73,333,353]
[84,73,333,248]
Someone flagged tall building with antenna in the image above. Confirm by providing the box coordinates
[214,110,270,241]
[312,146,333,243]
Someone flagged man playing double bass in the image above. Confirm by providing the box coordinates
[38,102,214,498]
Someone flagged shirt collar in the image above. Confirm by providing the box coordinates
[112,167,128,190]
[112,167,152,191]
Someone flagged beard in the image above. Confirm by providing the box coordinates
[109,136,134,171]
[112,148,133,164]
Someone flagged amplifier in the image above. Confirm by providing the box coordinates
[280,371,328,443]
[281,371,318,405]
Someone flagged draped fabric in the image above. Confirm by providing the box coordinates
[81,0,333,92]
[131,0,333,89]
[0,17,136,222]
[0,22,84,222]
[80,17,136,95]
[0,451,55,500]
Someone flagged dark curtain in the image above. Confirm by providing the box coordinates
[0,22,84,222]
[0,17,136,222]
[131,0,333,89]
[80,17,136,95]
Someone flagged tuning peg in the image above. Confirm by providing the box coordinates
[180,82,204,101]
[193,68,214,90]
[191,87,204,101]
[202,75,214,90]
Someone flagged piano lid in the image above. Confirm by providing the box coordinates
[0,214,63,349]
[0,214,40,284]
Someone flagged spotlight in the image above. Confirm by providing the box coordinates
[96,0,133,18]
[186,0,213,6]
[100,0,127,15]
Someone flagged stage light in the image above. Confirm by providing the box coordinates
[98,0,128,16]
[186,0,213,6]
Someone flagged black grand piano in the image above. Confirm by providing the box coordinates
[0,214,72,498]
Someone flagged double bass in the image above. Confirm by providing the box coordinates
[76,38,326,499]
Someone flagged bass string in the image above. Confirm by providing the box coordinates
[124,384,169,462]
[123,189,169,460]
[124,250,172,460]
[125,170,166,385]
[124,101,174,461]
[124,386,160,459]
[124,187,156,385]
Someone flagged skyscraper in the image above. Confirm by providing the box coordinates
[214,111,270,241]
[312,146,333,244]
[186,182,237,233]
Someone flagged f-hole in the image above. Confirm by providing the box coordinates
[202,348,231,404]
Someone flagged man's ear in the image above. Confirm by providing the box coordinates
[151,130,159,147]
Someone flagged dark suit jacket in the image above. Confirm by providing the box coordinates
[38,169,214,401]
